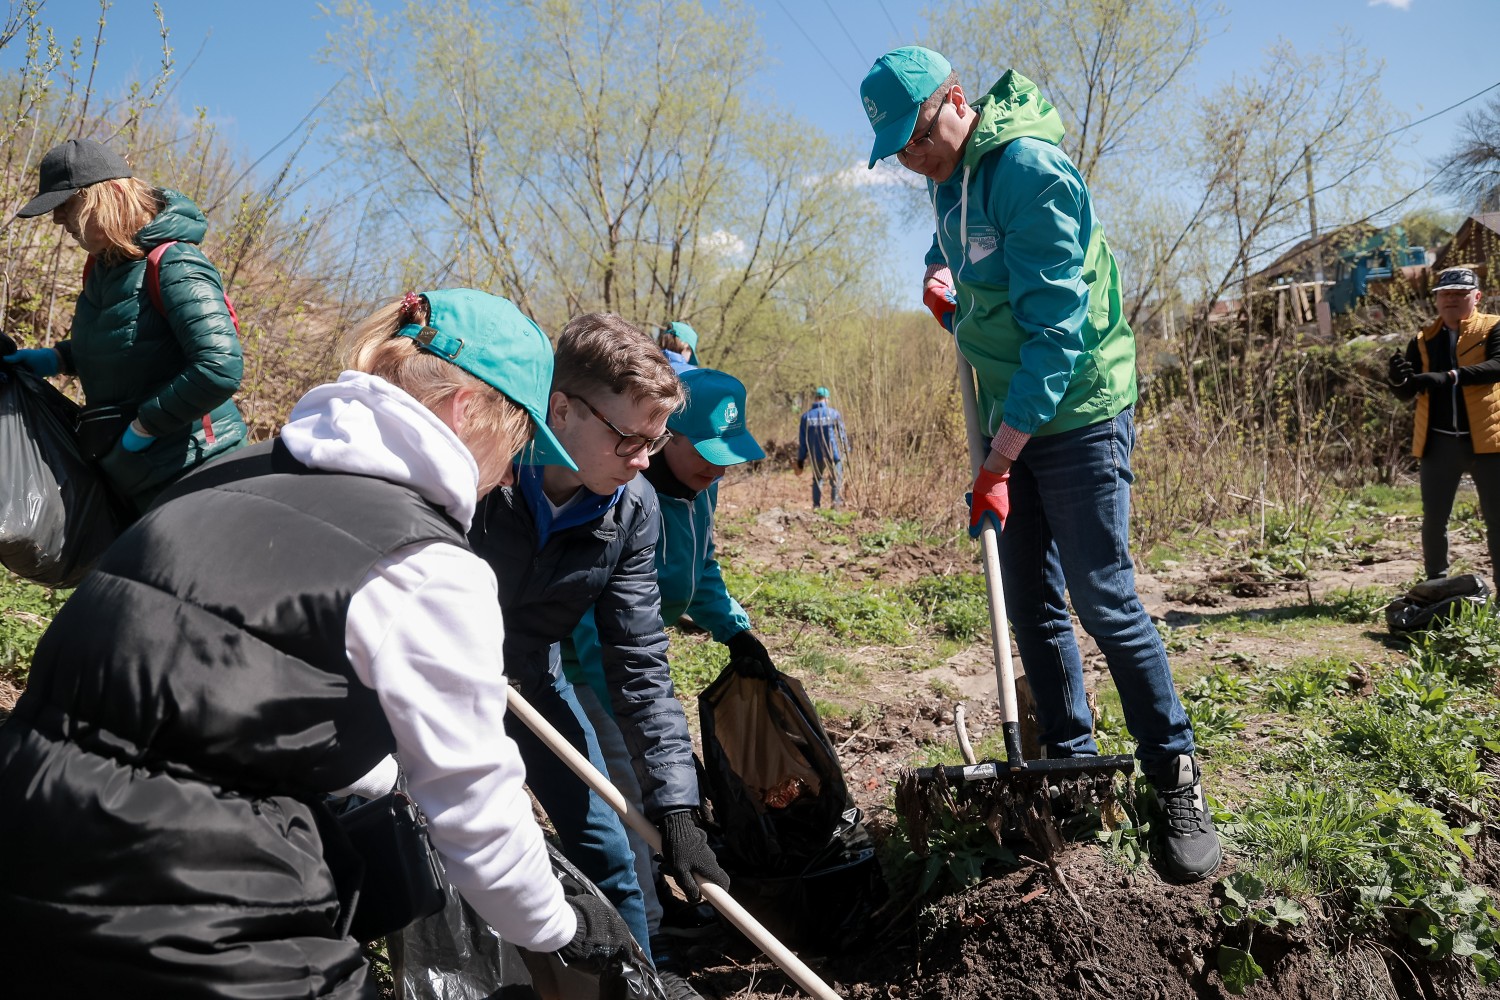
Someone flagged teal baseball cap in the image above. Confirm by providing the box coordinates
[668,367,765,467]
[397,288,577,471]
[815,386,830,398]
[861,46,951,168]
[663,321,699,351]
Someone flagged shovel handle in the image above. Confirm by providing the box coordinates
[957,356,1023,760]
[504,687,844,1000]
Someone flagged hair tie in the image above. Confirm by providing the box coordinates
[398,291,425,325]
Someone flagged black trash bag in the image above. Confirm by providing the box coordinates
[389,840,664,1000]
[1385,574,1492,633]
[717,807,885,954]
[698,664,884,952]
[698,664,852,875]
[0,365,127,587]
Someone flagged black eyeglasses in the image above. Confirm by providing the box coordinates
[896,91,949,163]
[567,394,672,457]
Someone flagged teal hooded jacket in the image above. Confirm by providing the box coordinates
[61,188,247,509]
[924,71,1136,440]
[564,479,749,710]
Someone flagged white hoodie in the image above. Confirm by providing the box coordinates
[280,371,574,953]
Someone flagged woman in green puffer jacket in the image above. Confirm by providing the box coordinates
[7,138,247,513]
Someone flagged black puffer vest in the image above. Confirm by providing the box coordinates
[0,441,465,998]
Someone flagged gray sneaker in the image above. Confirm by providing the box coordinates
[1148,754,1223,883]
[657,969,704,1000]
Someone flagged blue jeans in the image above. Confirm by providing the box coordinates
[811,458,843,508]
[503,646,650,952]
[997,406,1194,767]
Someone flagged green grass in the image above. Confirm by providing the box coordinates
[0,572,69,688]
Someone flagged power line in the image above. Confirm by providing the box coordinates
[875,0,901,42]
[820,0,866,64]
[1378,80,1500,142]
[1315,79,1500,160]
[773,0,859,99]
[1245,160,1457,267]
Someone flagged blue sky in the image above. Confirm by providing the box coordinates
[8,0,1497,295]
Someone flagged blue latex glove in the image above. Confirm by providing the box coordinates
[121,422,155,453]
[2,348,61,377]
[966,467,1010,539]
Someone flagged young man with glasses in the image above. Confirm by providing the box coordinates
[470,314,727,999]
[860,47,1221,884]
[563,367,770,994]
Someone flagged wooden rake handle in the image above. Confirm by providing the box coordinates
[505,687,845,1000]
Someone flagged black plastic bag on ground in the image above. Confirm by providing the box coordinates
[698,664,884,952]
[1384,574,1492,633]
[698,664,852,875]
[388,840,664,1000]
[717,806,885,954]
[0,366,127,587]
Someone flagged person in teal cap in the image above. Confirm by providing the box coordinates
[796,385,848,508]
[860,46,1220,883]
[561,366,771,992]
[0,289,637,994]
[657,321,699,369]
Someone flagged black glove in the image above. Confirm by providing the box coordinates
[657,809,728,904]
[1388,353,1414,386]
[726,630,777,679]
[1408,371,1452,392]
[556,892,634,974]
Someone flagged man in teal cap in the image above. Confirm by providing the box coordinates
[796,385,848,508]
[562,366,773,989]
[859,46,1220,883]
[657,321,699,369]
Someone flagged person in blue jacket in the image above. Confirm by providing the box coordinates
[563,366,770,989]
[796,385,848,508]
[468,314,727,1000]
[657,321,699,368]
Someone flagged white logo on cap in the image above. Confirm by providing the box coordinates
[723,401,739,426]
[864,95,885,126]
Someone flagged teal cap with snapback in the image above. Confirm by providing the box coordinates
[861,45,952,168]
[663,321,700,351]
[669,367,765,467]
[396,288,577,471]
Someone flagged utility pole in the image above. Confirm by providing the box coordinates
[1305,146,1332,337]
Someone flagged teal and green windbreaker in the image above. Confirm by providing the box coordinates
[924,71,1136,439]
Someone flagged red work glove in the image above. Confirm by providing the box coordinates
[966,467,1010,538]
[922,279,956,331]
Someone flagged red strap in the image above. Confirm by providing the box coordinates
[145,240,176,316]
[148,240,228,446]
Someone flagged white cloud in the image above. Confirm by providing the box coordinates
[828,161,925,190]
[1368,0,1413,9]
[698,229,747,258]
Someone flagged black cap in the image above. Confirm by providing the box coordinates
[1433,267,1480,293]
[16,139,133,218]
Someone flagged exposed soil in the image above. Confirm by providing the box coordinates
[685,467,1500,1000]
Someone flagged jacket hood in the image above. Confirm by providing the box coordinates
[135,188,209,248]
[963,70,1064,168]
[280,370,481,529]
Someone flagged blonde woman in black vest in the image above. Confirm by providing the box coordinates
[1389,267,1500,582]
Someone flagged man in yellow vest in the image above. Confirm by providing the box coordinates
[1389,266,1500,582]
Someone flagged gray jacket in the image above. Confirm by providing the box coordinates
[469,474,697,817]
